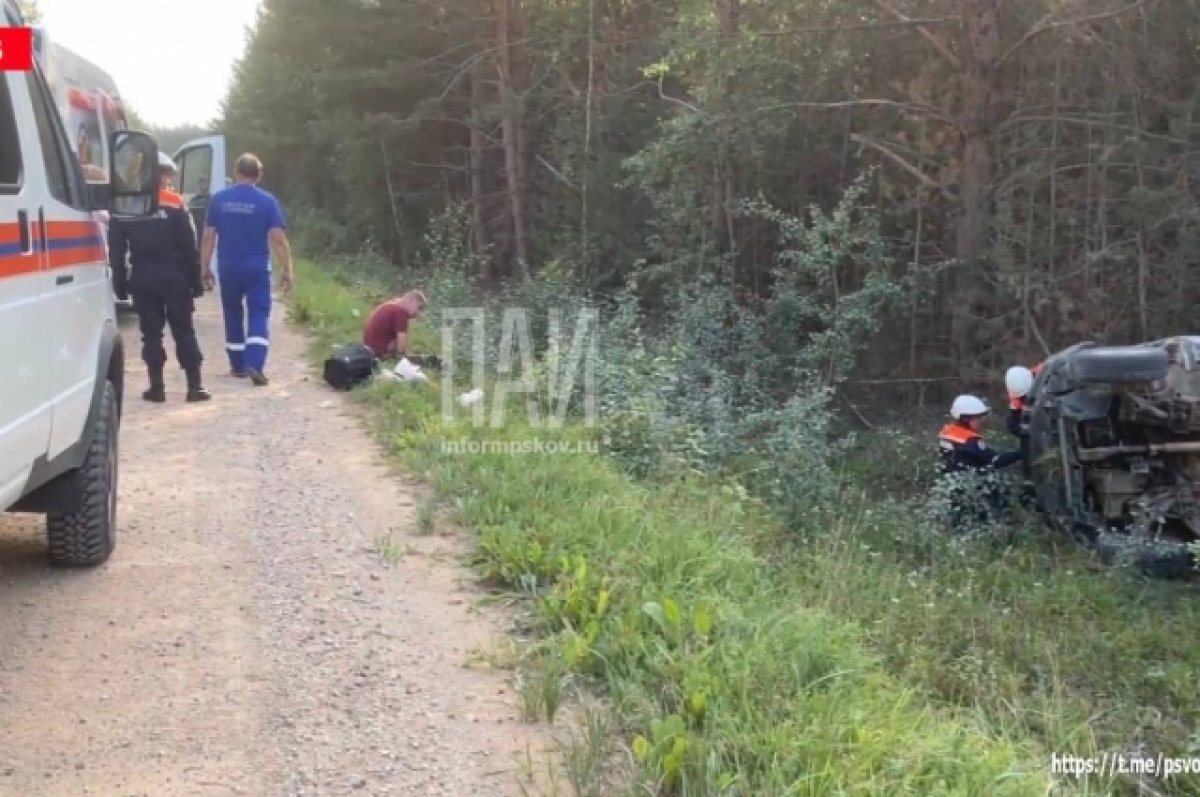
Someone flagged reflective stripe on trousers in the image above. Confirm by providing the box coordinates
[219,267,272,373]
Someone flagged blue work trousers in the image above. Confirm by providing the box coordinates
[219,266,272,374]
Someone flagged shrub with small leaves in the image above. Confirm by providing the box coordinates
[920,468,1018,540]
[602,178,908,520]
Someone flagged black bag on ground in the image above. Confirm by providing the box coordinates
[323,343,378,390]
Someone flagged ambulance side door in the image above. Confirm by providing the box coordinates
[0,69,53,507]
[22,63,107,460]
[175,135,226,267]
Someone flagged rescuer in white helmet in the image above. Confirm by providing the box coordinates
[1004,362,1045,483]
[1004,363,1042,438]
[938,394,1023,475]
[937,394,1026,528]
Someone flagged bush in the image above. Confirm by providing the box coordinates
[583,177,909,533]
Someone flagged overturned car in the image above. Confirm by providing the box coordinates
[1020,336,1200,577]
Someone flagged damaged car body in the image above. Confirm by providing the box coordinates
[1020,336,1200,578]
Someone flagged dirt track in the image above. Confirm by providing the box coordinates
[0,293,553,796]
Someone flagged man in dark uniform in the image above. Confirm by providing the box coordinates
[938,394,1023,526]
[1004,363,1043,487]
[939,396,1024,473]
[109,152,211,403]
[1004,364,1041,439]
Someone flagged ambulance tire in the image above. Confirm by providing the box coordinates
[46,381,119,567]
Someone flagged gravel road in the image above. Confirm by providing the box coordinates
[0,294,556,796]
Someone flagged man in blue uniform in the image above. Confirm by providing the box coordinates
[200,153,295,386]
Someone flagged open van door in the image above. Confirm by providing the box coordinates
[174,135,226,276]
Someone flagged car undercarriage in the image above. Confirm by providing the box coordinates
[1023,336,1200,577]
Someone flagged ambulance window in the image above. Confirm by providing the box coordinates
[0,78,21,193]
[24,70,76,206]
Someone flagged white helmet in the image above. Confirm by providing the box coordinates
[950,394,989,419]
[1005,366,1034,398]
[157,151,177,172]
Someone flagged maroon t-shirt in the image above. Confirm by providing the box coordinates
[363,302,412,356]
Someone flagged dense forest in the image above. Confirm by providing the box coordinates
[220,0,1200,404]
[117,2,1200,791]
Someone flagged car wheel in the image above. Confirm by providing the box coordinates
[46,381,119,567]
[1090,530,1195,581]
[1133,547,1196,580]
[1067,346,1169,385]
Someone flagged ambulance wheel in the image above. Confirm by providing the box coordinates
[46,382,119,567]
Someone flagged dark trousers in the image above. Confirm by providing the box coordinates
[132,282,203,372]
[1017,434,1033,481]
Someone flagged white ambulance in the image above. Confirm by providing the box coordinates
[1,1,161,566]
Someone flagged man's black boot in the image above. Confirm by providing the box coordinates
[185,367,212,402]
[143,367,166,403]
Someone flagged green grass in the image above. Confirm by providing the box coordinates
[290,258,1200,796]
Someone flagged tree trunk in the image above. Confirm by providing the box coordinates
[712,0,739,266]
[954,0,1001,361]
[1135,100,1149,340]
[580,0,596,276]
[468,62,491,279]
[496,0,531,280]
[378,138,405,265]
[513,1,531,267]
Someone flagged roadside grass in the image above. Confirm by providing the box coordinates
[373,529,404,565]
[290,258,1200,796]
[833,434,1200,759]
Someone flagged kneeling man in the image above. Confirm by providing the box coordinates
[363,291,427,360]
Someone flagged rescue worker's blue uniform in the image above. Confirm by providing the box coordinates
[939,423,1023,473]
[204,182,287,378]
